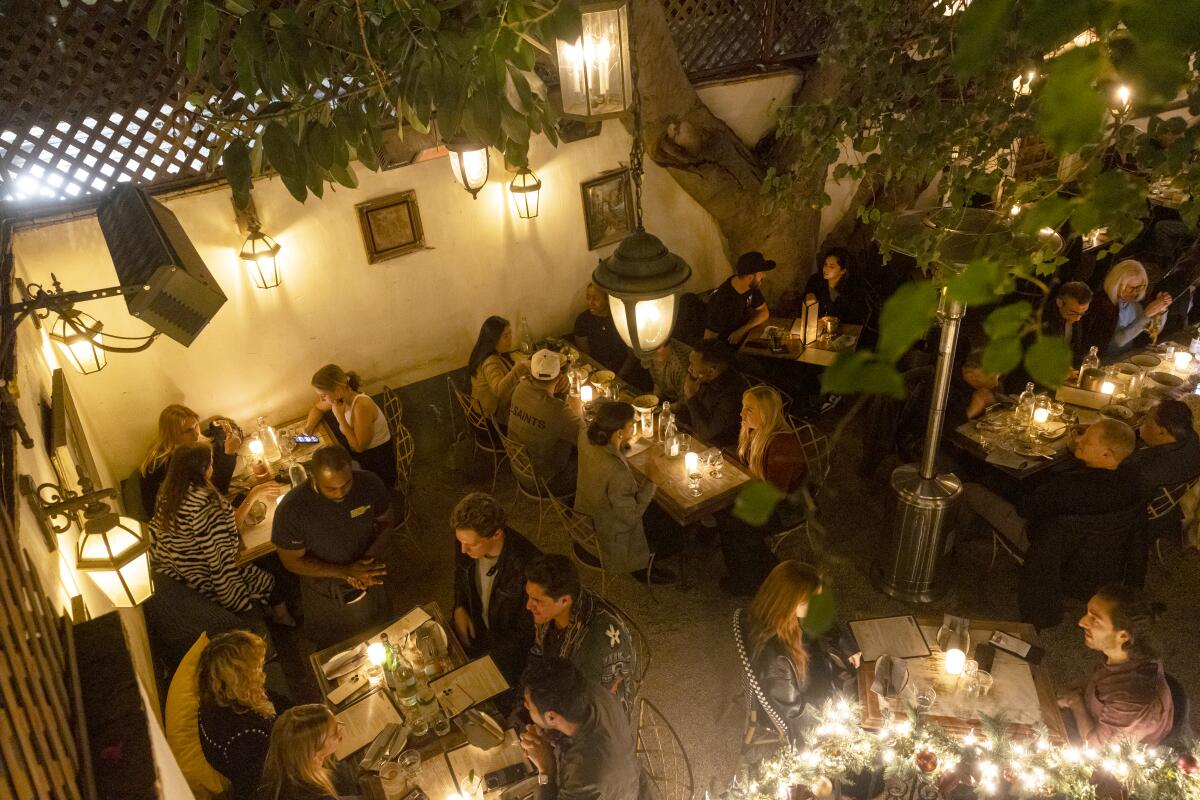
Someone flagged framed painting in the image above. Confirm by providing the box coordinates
[356,190,426,263]
[580,168,635,250]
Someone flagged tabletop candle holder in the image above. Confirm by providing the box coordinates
[579,384,594,404]
[685,451,702,497]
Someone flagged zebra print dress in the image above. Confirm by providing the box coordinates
[150,486,274,613]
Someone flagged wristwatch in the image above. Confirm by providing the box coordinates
[537,773,550,786]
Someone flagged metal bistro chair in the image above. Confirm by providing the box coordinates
[447,377,507,492]
[788,415,832,490]
[635,697,695,800]
[1149,478,1199,563]
[547,490,614,597]
[498,432,572,544]
[380,385,421,552]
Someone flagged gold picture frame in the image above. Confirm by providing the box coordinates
[356,190,426,263]
[581,168,635,250]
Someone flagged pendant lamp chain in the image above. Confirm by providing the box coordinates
[627,0,645,230]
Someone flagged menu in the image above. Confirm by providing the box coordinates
[431,656,509,717]
[849,615,931,662]
[334,690,403,760]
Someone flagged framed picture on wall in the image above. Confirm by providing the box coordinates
[356,190,426,263]
[581,169,635,251]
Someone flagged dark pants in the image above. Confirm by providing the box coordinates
[717,509,792,594]
[644,503,685,560]
[300,577,389,649]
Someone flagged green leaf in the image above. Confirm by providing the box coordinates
[306,123,336,169]
[304,155,326,199]
[733,481,785,528]
[802,590,836,636]
[821,351,905,398]
[236,13,269,64]
[1035,46,1106,154]
[222,139,253,209]
[224,0,253,14]
[946,258,1008,306]
[875,281,940,363]
[1024,335,1072,387]
[982,301,1032,340]
[419,4,441,29]
[146,0,171,39]
[953,0,1014,77]
[262,122,307,202]
[329,163,359,189]
[982,335,1023,375]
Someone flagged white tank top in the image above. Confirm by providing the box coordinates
[343,393,391,449]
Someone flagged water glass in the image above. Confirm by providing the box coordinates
[973,670,994,697]
[398,749,422,781]
[708,451,724,478]
[379,763,407,796]
[678,433,692,453]
[409,713,428,737]
[914,683,937,713]
[432,713,452,737]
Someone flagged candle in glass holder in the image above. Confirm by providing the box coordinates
[685,451,699,477]
[1100,380,1116,395]
[1032,406,1050,425]
[580,384,594,403]
[1175,351,1193,372]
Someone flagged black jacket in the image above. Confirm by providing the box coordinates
[453,527,541,685]
[680,368,746,448]
[747,620,855,742]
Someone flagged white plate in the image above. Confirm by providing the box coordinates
[322,644,367,679]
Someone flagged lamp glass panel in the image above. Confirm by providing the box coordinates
[79,519,142,561]
[247,255,281,289]
[78,517,151,607]
[511,172,541,219]
[607,294,675,353]
[52,314,106,374]
[557,4,629,117]
[450,148,489,192]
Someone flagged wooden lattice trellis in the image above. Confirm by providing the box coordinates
[0,0,821,210]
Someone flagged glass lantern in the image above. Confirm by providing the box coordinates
[509,167,542,219]
[240,224,282,289]
[76,514,153,607]
[446,139,490,198]
[593,230,692,357]
[49,309,106,374]
[555,0,632,120]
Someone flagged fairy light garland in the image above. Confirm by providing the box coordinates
[727,698,1200,800]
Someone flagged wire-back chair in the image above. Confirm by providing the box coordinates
[1149,478,1199,563]
[635,697,695,800]
[498,432,572,543]
[447,377,507,492]
[546,490,613,597]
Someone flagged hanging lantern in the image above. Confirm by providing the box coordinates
[555,0,632,120]
[49,308,106,374]
[592,230,692,356]
[446,139,490,199]
[509,167,542,219]
[240,223,282,289]
[75,500,153,608]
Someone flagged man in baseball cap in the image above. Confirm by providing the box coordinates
[704,251,774,345]
[507,349,582,494]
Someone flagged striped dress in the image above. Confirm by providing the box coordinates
[150,486,274,613]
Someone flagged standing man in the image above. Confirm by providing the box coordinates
[519,657,647,800]
[679,339,746,447]
[508,350,583,495]
[704,251,774,345]
[524,554,639,716]
[272,445,392,648]
[451,492,542,685]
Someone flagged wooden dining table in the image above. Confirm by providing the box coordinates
[739,316,863,367]
[855,615,1067,743]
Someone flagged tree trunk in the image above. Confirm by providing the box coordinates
[629,0,831,305]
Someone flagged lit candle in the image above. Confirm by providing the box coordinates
[1174,351,1192,371]
[1100,380,1116,395]
[945,647,966,676]
[685,451,699,477]
[367,641,388,666]
[1032,406,1050,425]
[248,438,265,456]
[580,384,594,403]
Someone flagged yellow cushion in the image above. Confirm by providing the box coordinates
[164,633,230,799]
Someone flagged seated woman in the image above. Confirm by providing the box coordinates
[734,561,859,743]
[304,364,395,489]
[575,401,680,584]
[468,315,529,422]
[1083,260,1172,359]
[258,704,345,800]
[150,442,292,624]
[197,631,281,800]
[140,404,241,518]
[719,386,807,595]
[1059,585,1174,746]
[804,248,870,326]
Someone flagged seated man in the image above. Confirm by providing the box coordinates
[525,554,639,716]
[638,338,692,404]
[519,656,647,800]
[508,350,584,495]
[678,339,745,448]
[1058,585,1174,745]
[451,492,541,686]
[1046,281,1093,365]
[272,445,392,648]
[574,282,633,374]
[1126,399,1200,585]
[704,252,773,346]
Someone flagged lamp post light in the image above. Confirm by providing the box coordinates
[48,307,106,374]
[239,223,282,289]
[446,139,490,199]
[555,0,632,120]
[509,167,542,219]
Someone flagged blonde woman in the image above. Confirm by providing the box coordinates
[1084,260,1172,358]
[303,364,395,488]
[258,704,343,800]
[140,404,241,517]
[197,631,281,800]
[734,562,859,743]
[719,386,808,595]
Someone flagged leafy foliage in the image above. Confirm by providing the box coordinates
[769,0,1200,397]
[145,0,577,205]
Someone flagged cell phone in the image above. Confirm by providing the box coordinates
[292,434,320,444]
[989,630,1044,664]
[974,642,996,673]
[485,763,532,790]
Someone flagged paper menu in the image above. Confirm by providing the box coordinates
[334,690,403,761]
[373,606,433,646]
[849,615,931,662]
[431,656,509,717]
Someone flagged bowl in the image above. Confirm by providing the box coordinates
[632,394,659,412]
[1101,404,1134,421]
[1131,354,1161,369]
[592,370,616,384]
[1148,371,1184,388]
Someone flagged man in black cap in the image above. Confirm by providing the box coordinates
[704,251,774,346]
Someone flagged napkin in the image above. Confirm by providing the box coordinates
[871,655,909,700]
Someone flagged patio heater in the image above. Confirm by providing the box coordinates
[874,208,1062,603]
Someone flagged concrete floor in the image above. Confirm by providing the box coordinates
[277,382,1200,795]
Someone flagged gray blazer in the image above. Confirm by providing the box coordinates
[574,430,653,573]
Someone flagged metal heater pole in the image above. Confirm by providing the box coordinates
[874,288,965,603]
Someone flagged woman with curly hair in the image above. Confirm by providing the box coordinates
[197,631,282,800]
[258,704,344,800]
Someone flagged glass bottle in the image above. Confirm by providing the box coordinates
[1079,346,1100,386]
[390,641,419,707]
[657,402,672,442]
[256,415,281,462]
[517,314,534,355]
[1016,382,1036,424]
[662,409,679,457]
